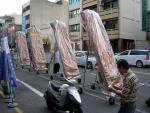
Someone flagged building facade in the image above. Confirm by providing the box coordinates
[22,0,69,51]
[82,0,149,53]
[69,0,82,50]
[147,0,150,41]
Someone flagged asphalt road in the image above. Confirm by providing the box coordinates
[0,66,150,113]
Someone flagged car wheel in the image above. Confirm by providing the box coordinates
[87,62,93,69]
[136,61,143,68]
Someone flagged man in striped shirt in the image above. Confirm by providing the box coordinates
[109,60,139,113]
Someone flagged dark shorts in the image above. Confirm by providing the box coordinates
[118,102,136,113]
[53,63,60,74]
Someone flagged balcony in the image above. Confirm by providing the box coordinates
[107,29,119,39]
[100,8,119,20]
[83,0,97,9]
[82,29,119,40]
[23,10,30,17]
[83,32,89,40]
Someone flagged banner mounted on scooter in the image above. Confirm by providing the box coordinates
[81,10,121,88]
[50,20,80,79]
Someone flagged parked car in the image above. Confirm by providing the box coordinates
[115,50,150,68]
[75,51,97,69]
[45,52,51,63]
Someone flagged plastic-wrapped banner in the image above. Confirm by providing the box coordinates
[30,32,46,70]
[81,10,121,88]
[50,20,80,79]
[16,32,30,65]
[1,36,17,87]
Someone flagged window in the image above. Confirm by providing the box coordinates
[76,52,84,57]
[69,0,80,4]
[104,19,118,30]
[69,24,80,32]
[26,15,30,20]
[120,51,129,55]
[103,0,118,10]
[69,9,80,18]
[26,24,30,29]
[130,51,147,55]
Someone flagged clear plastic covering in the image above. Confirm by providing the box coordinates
[30,32,47,70]
[50,20,80,79]
[81,10,121,88]
[16,31,30,66]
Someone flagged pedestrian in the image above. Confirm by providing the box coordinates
[51,48,60,74]
[108,59,139,113]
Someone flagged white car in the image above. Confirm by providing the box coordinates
[75,51,97,69]
[115,50,150,68]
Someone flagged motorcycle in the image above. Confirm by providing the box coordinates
[44,79,83,113]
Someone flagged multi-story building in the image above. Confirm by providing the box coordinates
[22,0,69,51]
[69,0,82,50]
[0,15,22,31]
[0,19,5,38]
[82,0,149,53]
[0,19,5,30]
[147,0,150,40]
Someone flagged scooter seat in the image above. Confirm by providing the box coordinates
[51,82,60,92]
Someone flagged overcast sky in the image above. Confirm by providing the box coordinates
[0,0,56,16]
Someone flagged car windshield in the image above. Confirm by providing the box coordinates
[85,52,94,57]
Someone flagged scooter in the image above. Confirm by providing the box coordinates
[44,79,83,113]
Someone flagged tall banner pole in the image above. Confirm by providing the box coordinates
[1,32,18,108]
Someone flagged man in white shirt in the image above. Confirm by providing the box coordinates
[51,49,60,74]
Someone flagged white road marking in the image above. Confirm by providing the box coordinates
[38,75,148,113]
[17,68,148,113]
[84,91,107,101]
[85,91,148,113]
[134,71,150,76]
[91,73,97,76]
[91,71,150,76]
[17,79,44,97]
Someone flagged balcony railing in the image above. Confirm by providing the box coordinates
[82,29,119,40]
[100,8,119,20]
[83,0,97,8]
[107,29,119,39]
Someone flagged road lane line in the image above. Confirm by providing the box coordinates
[38,75,148,113]
[17,79,43,97]
[84,91,106,101]
[84,91,148,113]
[0,90,5,98]
[134,71,150,76]
[14,107,23,113]
[17,68,148,113]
